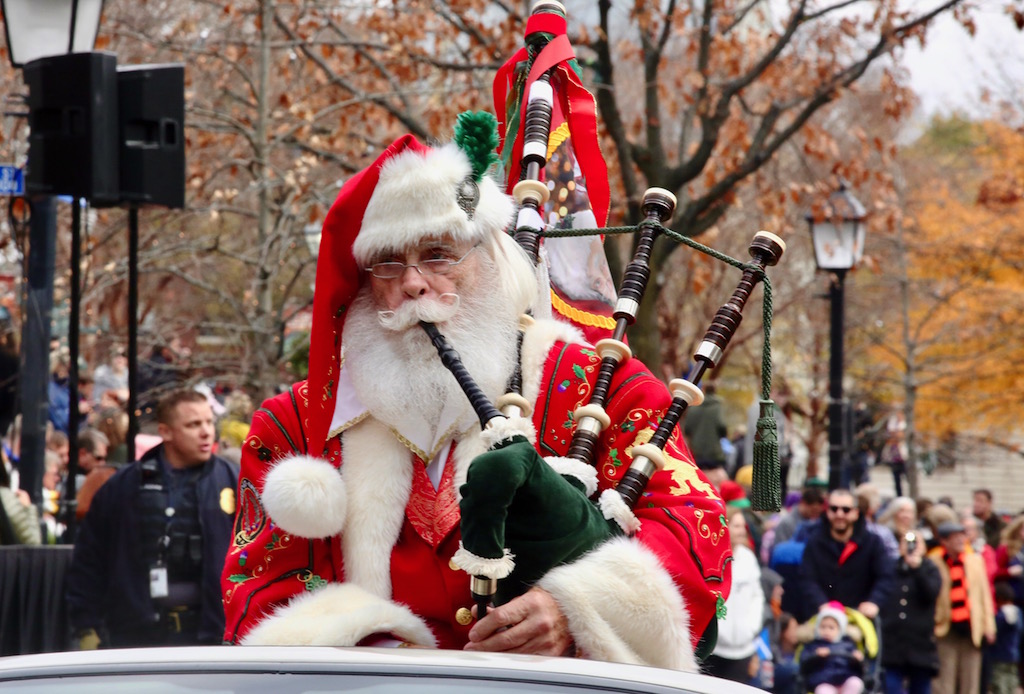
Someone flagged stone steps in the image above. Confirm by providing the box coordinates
[867,448,1024,515]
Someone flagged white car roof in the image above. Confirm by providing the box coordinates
[0,646,759,693]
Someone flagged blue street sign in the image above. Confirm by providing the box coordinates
[0,165,25,196]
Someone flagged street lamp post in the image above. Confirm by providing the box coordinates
[807,182,867,491]
[2,0,105,504]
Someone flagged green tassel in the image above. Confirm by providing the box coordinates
[453,111,500,183]
[751,399,782,512]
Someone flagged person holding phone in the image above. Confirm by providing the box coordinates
[881,529,941,694]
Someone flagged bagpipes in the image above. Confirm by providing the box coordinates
[423,0,785,616]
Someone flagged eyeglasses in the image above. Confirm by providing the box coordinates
[365,244,479,280]
[829,505,855,514]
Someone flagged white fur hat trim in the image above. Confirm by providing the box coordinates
[544,456,599,498]
[598,488,641,535]
[261,454,347,539]
[353,143,514,265]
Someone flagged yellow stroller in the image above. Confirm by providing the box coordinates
[794,604,882,694]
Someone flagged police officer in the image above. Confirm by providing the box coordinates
[67,388,239,648]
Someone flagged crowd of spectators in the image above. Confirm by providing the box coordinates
[0,340,256,546]
[696,458,1022,694]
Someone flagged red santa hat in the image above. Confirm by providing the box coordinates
[260,131,516,540]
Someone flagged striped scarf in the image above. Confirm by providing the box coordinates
[944,549,971,624]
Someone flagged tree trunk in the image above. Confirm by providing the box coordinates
[629,280,662,376]
[894,218,920,500]
[250,0,275,397]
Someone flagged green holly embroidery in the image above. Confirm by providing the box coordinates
[719,514,727,527]
[563,410,575,429]
[227,574,252,584]
[716,594,727,619]
[580,348,597,358]
[609,448,623,467]
[305,574,328,591]
[620,421,635,433]
[572,364,586,380]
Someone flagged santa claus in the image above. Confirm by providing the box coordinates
[221,125,731,671]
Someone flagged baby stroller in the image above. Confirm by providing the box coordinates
[794,605,884,694]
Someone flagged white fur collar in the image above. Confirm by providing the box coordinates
[521,318,583,407]
[335,316,581,592]
[340,418,413,598]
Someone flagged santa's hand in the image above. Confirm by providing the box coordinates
[464,587,572,656]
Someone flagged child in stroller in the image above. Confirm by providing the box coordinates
[799,602,866,694]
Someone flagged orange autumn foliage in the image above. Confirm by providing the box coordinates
[866,119,1024,441]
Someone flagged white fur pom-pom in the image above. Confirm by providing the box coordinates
[261,455,347,539]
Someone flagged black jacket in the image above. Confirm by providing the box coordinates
[798,519,895,621]
[880,556,941,675]
[66,445,238,644]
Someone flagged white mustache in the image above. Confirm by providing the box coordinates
[377,293,461,331]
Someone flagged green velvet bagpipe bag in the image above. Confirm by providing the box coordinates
[458,435,620,605]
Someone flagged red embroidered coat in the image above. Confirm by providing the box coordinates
[221,322,731,669]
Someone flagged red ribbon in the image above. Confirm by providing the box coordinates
[525,13,567,36]
[492,20,609,227]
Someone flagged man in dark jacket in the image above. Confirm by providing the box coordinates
[66,389,238,648]
[798,488,895,623]
[682,383,728,471]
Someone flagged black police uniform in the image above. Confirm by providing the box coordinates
[66,444,238,647]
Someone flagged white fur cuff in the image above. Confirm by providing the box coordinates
[598,488,641,535]
[452,543,515,579]
[537,536,697,672]
[544,456,598,498]
[241,582,437,648]
[261,455,347,539]
[480,415,536,448]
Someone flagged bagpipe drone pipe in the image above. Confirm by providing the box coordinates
[420,197,785,616]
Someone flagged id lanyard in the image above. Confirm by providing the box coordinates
[149,507,177,599]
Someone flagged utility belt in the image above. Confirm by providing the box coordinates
[161,606,201,635]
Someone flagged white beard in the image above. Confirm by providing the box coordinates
[343,265,521,440]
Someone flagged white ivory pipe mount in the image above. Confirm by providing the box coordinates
[595,338,632,363]
[668,379,704,407]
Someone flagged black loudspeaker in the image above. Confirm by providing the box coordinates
[116,64,185,209]
[23,52,120,205]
